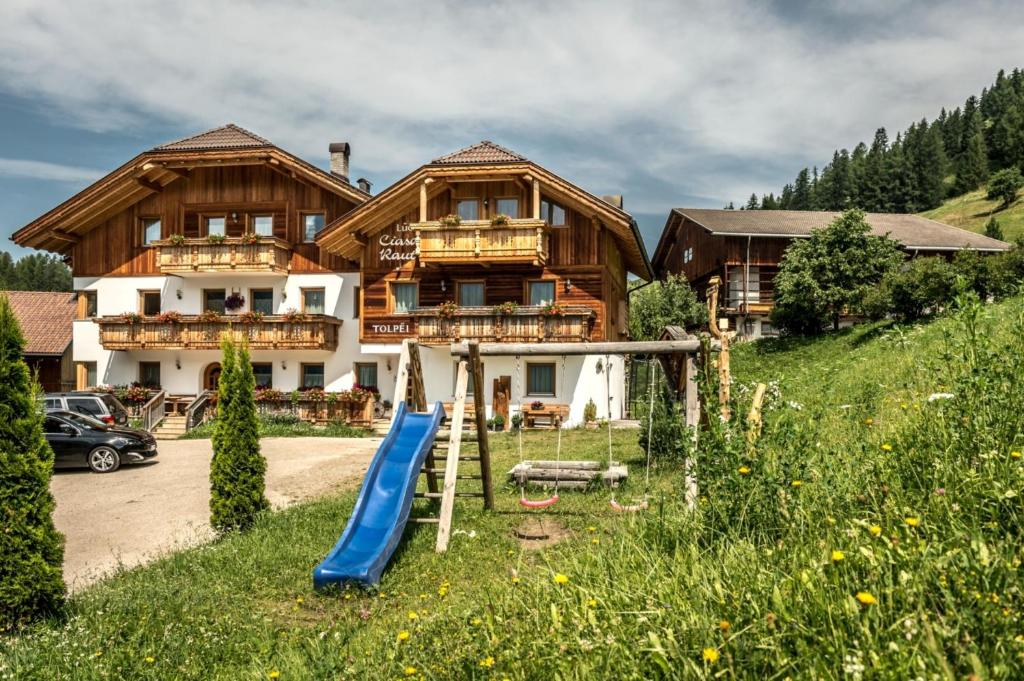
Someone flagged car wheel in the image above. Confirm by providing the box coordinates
[88,446,121,473]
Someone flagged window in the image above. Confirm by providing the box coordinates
[526,363,555,396]
[355,362,378,389]
[43,417,67,434]
[205,216,226,237]
[78,291,97,319]
[458,281,485,307]
[252,363,273,388]
[252,215,274,237]
[204,289,226,314]
[540,199,567,227]
[453,361,478,395]
[301,288,325,314]
[527,280,555,306]
[251,289,274,315]
[139,362,161,388]
[353,286,361,318]
[303,213,325,242]
[139,290,161,316]
[456,199,479,221]
[141,217,161,245]
[495,198,519,218]
[301,363,325,389]
[66,397,103,418]
[391,282,419,313]
[727,266,760,305]
[44,398,61,410]
[77,361,97,389]
[683,247,694,264]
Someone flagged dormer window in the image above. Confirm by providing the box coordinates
[141,217,161,245]
[457,199,479,221]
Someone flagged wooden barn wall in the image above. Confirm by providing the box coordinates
[71,165,360,276]
[658,218,796,284]
[357,180,626,345]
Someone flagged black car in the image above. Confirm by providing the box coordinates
[43,410,158,473]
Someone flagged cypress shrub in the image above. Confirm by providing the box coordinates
[209,335,268,532]
[0,294,65,630]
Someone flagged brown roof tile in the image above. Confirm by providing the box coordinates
[674,208,1010,251]
[432,140,526,165]
[153,124,272,152]
[3,291,76,355]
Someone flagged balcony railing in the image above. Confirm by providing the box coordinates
[155,236,291,274]
[411,305,594,344]
[414,219,548,265]
[94,314,340,350]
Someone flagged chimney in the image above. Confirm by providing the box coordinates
[329,142,351,182]
[602,194,623,209]
[357,177,373,194]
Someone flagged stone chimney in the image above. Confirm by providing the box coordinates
[357,177,372,194]
[602,194,623,209]
[329,142,351,182]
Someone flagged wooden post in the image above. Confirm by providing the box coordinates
[419,179,429,223]
[436,361,469,553]
[684,354,700,509]
[407,341,427,412]
[468,341,494,510]
[706,276,731,420]
[746,382,766,450]
[531,177,541,220]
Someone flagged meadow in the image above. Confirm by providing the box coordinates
[2,294,1022,679]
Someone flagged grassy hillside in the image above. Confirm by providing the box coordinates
[3,296,1024,679]
[921,188,1024,242]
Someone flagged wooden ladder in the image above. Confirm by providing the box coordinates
[395,340,494,552]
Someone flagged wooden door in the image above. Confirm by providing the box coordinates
[493,376,511,431]
[203,363,222,392]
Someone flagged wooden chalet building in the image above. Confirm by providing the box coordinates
[652,208,1009,338]
[12,129,650,426]
[4,291,76,392]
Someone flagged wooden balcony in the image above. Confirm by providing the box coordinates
[155,237,291,274]
[95,315,340,350]
[412,305,594,344]
[414,219,548,265]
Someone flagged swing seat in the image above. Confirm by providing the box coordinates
[519,494,559,509]
[610,498,649,513]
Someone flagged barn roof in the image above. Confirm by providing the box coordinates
[3,291,76,355]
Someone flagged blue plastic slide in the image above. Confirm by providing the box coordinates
[313,401,444,588]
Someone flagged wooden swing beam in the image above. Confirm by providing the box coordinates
[449,339,712,356]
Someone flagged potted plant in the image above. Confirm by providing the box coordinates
[283,308,307,323]
[156,310,183,324]
[539,302,566,317]
[510,413,523,431]
[490,213,511,227]
[439,213,462,227]
[491,301,518,317]
[198,309,222,322]
[238,310,265,324]
[489,413,506,432]
[167,233,187,246]
[240,232,261,244]
[530,400,544,411]
[206,233,227,244]
[436,301,459,319]
[120,311,142,325]
[583,398,598,429]
[224,293,245,313]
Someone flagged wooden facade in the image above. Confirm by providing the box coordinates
[94,315,341,351]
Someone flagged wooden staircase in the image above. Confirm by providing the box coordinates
[152,414,188,440]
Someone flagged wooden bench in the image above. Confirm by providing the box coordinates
[521,403,569,429]
[443,401,477,425]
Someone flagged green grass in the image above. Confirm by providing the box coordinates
[921,188,1024,242]
[180,417,371,440]
[4,297,1024,679]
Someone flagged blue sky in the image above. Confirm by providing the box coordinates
[1,0,1022,258]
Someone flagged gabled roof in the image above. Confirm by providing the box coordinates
[12,124,369,254]
[3,291,75,355]
[153,124,271,151]
[431,140,526,165]
[316,142,653,279]
[653,208,1010,271]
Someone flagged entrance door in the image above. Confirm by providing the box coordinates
[493,376,511,431]
[203,363,222,392]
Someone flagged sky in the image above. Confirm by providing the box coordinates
[1,0,1022,258]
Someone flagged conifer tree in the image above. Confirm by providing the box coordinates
[790,168,812,210]
[209,335,268,532]
[984,217,1004,241]
[744,193,760,210]
[955,98,989,194]
[0,294,65,630]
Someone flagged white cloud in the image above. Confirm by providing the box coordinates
[0,0,1021,207]
[0,157,103,184]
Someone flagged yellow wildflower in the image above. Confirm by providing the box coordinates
[511,576,520,585]
[900,402,908,409]
[1012,451,1022,459]
[855,591,877,606]
[591,538,600,545]
[738,466,751,475]
[587,598,598,608]
[831,550,845,562]
[407,611,418,620]
[702,647,719,663]
[553,573,569,585]
[791,480,802,488]
[864,418,874,425]
[869,525,882,536]
[269,673,280,680]
[905,517,920,527]
[471,617,483,626]
[145,657,155,664]
[397,630,410,642]
[587,526,597,533]
[479,656,495,668]
[881,443,893,452]
[404,667,417,676]
[719,620,730,632]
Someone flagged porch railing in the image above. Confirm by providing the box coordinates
[185,390,214,431]
[412,305,594,344]
[140,390,166,432]
[155,236,291,274]
[415,219,548,265]
[95,315,341,351]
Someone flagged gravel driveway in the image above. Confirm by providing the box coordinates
[50,437,380,591]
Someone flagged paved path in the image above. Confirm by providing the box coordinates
[50,437,380,591]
